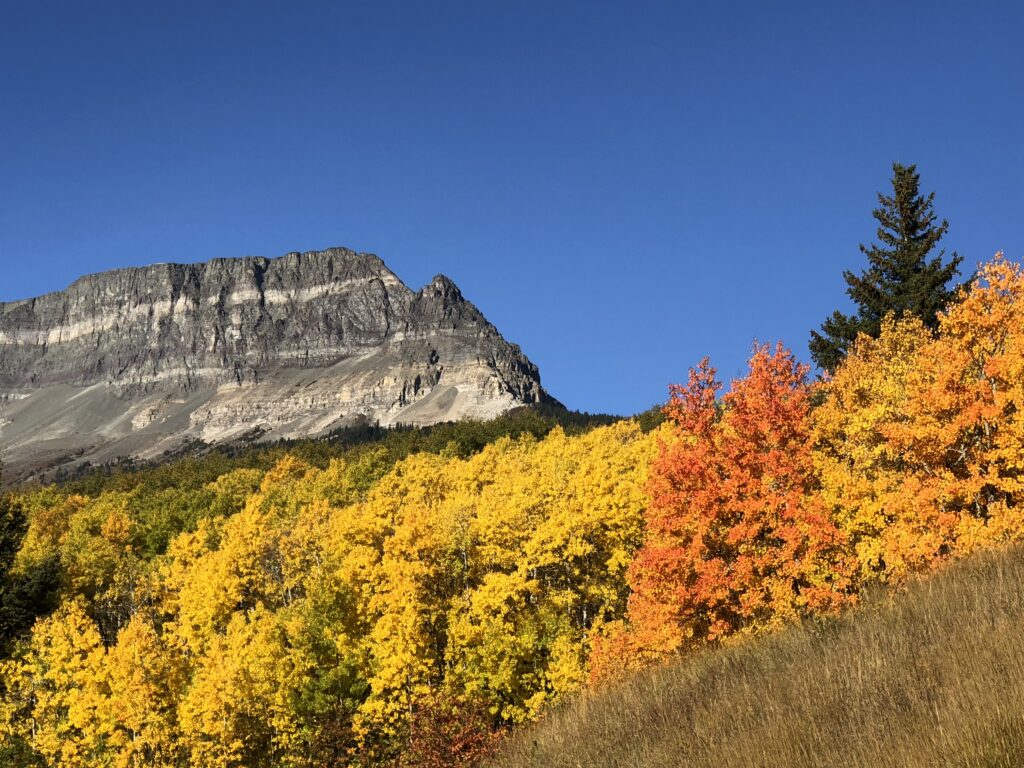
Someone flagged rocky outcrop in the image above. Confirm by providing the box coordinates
[0,247,550,480]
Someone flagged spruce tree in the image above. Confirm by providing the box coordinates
[810,162,963,372]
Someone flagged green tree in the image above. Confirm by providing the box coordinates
[0,485,26,647]
[0,491,61,655]
[810,162,962,372]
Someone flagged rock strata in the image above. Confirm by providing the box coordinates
[0,247,550,480]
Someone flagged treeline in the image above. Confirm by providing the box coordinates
[54,404,626,499]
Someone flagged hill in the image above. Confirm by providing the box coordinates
[491,546,1024,768]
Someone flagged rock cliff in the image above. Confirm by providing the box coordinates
[0,247,550,480]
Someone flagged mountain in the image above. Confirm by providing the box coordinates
[0,246,551,481]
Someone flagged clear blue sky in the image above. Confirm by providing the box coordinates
[2,2,1021,415]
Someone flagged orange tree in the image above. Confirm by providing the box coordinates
[592,344,854,681]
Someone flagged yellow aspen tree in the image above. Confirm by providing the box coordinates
[815,256,1024,581]
[813,315,935,580]
[1,601,112,768]
[105,616,186,768]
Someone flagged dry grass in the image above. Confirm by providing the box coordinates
[491,547,1024,768]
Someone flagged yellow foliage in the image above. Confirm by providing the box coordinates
[353,423,657,734]
[813,315,934,580]
[105,616,185,767]
[1,422,656,763]
[815,255,1024,582]
[157,424,654,753]
[1,602,110,768]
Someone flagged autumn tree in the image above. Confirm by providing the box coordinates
[815,254,1024,580]
[105,616,186,767]
[810,162,962,372]
[923,254,1024,543]
[812,315,934,580]
[0,601,112,768]
[592,345,853,681]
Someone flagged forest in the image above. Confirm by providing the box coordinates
[2,165,1022,766]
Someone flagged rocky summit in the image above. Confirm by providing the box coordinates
[0,246,550,481]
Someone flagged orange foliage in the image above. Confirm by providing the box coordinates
[816,254,1024,580]
[592,345,854,681]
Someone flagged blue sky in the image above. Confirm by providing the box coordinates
[1,1,1021,414]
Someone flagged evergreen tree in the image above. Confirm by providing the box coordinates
[0,468,59,654]
[810,162,962,372]
[0,473,27,647]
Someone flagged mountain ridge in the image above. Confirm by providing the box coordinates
[0,246,551,481]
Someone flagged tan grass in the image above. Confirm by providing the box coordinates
[491,547,1024,768]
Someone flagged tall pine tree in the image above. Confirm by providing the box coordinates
[810,162,962,372]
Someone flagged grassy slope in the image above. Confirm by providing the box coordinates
[492,547,1024,768]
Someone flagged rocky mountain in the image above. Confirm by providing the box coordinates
[0,246,551,481]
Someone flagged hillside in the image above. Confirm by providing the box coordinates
[491,546,1024,768]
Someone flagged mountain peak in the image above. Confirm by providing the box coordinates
[0,246,548,482]
[421,274,464,301]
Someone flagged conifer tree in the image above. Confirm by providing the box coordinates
[0,467,60,653]
[0,477,27,647]
[810,162,962,372]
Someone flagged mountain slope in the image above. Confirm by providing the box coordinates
[0,246,550,481]
[491,547,1024,768]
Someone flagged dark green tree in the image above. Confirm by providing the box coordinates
[810,162,963,372]
[0,474,27,646]
[0,469,59,655]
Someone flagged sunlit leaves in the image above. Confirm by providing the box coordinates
[593,345,855,681]
[2,422,654,764]
[815,254,1024,581]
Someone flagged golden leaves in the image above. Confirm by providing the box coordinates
[816,254,1024,582]
[2,425,656,764]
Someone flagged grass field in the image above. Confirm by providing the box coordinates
[491,547,1024,768]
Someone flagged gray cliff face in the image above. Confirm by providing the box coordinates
[0,247,549,480]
